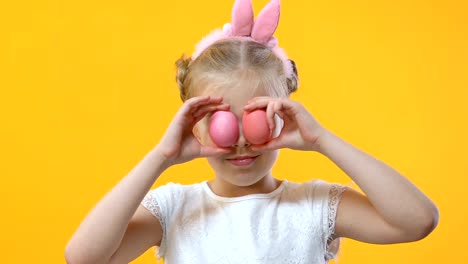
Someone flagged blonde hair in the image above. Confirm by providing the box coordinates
[175,39,298,102]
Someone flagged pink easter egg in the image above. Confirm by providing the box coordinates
[242,109,272,145]
[209,111,239,147]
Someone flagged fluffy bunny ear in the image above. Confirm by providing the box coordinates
[251,0,280,44]
[230,0,254,36]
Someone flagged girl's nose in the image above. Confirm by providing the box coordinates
[232,123,251,148]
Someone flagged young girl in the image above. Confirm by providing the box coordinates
[65,0,439,263]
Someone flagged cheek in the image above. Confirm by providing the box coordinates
[196,122,217,147]
[263,150,279,165]
[206,156,227,173]
[203,134,217,146]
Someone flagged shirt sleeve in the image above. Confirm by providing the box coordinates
[312,180,347,262]
[140,182,180,259]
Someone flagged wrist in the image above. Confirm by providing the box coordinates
[149,146,174,170]
[314,129,336,154]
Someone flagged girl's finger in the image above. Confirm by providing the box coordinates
[180,96,210,115]
[193,104,230,118]
[244,97,273,111]
[273,100,288,123]
[246,96,271,104]
[266,101,277,131]
[187,96,223,110]
[266,98,298,116]
[268,100,291,129]
[185,95,210,106]
[191,105,230,125]
[274,109,285,120]
[276,99,299,115]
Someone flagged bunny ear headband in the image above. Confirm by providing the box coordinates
[191,0,293,78]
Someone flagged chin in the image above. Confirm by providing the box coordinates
[212,177,260,190]
[227,173,266,187]
[221,161,273,187]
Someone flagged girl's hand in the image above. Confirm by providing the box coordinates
[243,97,328,152]
[155,96,231,166]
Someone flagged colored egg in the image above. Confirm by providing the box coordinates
[242,109,272,145]
[209,111,239,147]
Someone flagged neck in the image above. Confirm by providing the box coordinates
[207,175,282,198]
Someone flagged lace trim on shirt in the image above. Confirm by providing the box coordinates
[142,193,164,226]
[141,192,165,259]
[325,183,346,262]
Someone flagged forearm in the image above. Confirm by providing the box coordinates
[317,130,438,234]
[65,147,171,263]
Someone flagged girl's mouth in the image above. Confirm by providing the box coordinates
[226,155,259,167]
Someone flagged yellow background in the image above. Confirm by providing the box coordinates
[1,0,466,263]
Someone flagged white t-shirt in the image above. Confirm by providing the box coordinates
[141,179,347,264]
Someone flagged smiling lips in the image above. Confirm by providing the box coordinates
[227,155,259,166]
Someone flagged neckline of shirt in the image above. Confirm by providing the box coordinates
[201,180,288,203]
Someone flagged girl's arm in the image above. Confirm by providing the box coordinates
[65,148,170,263]
[65,96,231,263]
[244,97,439,243]
[317,130,439,242]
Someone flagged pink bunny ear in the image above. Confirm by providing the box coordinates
[230,0,254,36]
[251,0,280,44]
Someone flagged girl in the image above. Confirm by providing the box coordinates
[65,0,439,263]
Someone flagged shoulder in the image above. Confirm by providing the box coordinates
[281,180,347,209]
[286,179,346,197]
[143,182,204,211]
[148,181,202,196]
[310,180,347,200]
[142,182,206,223]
